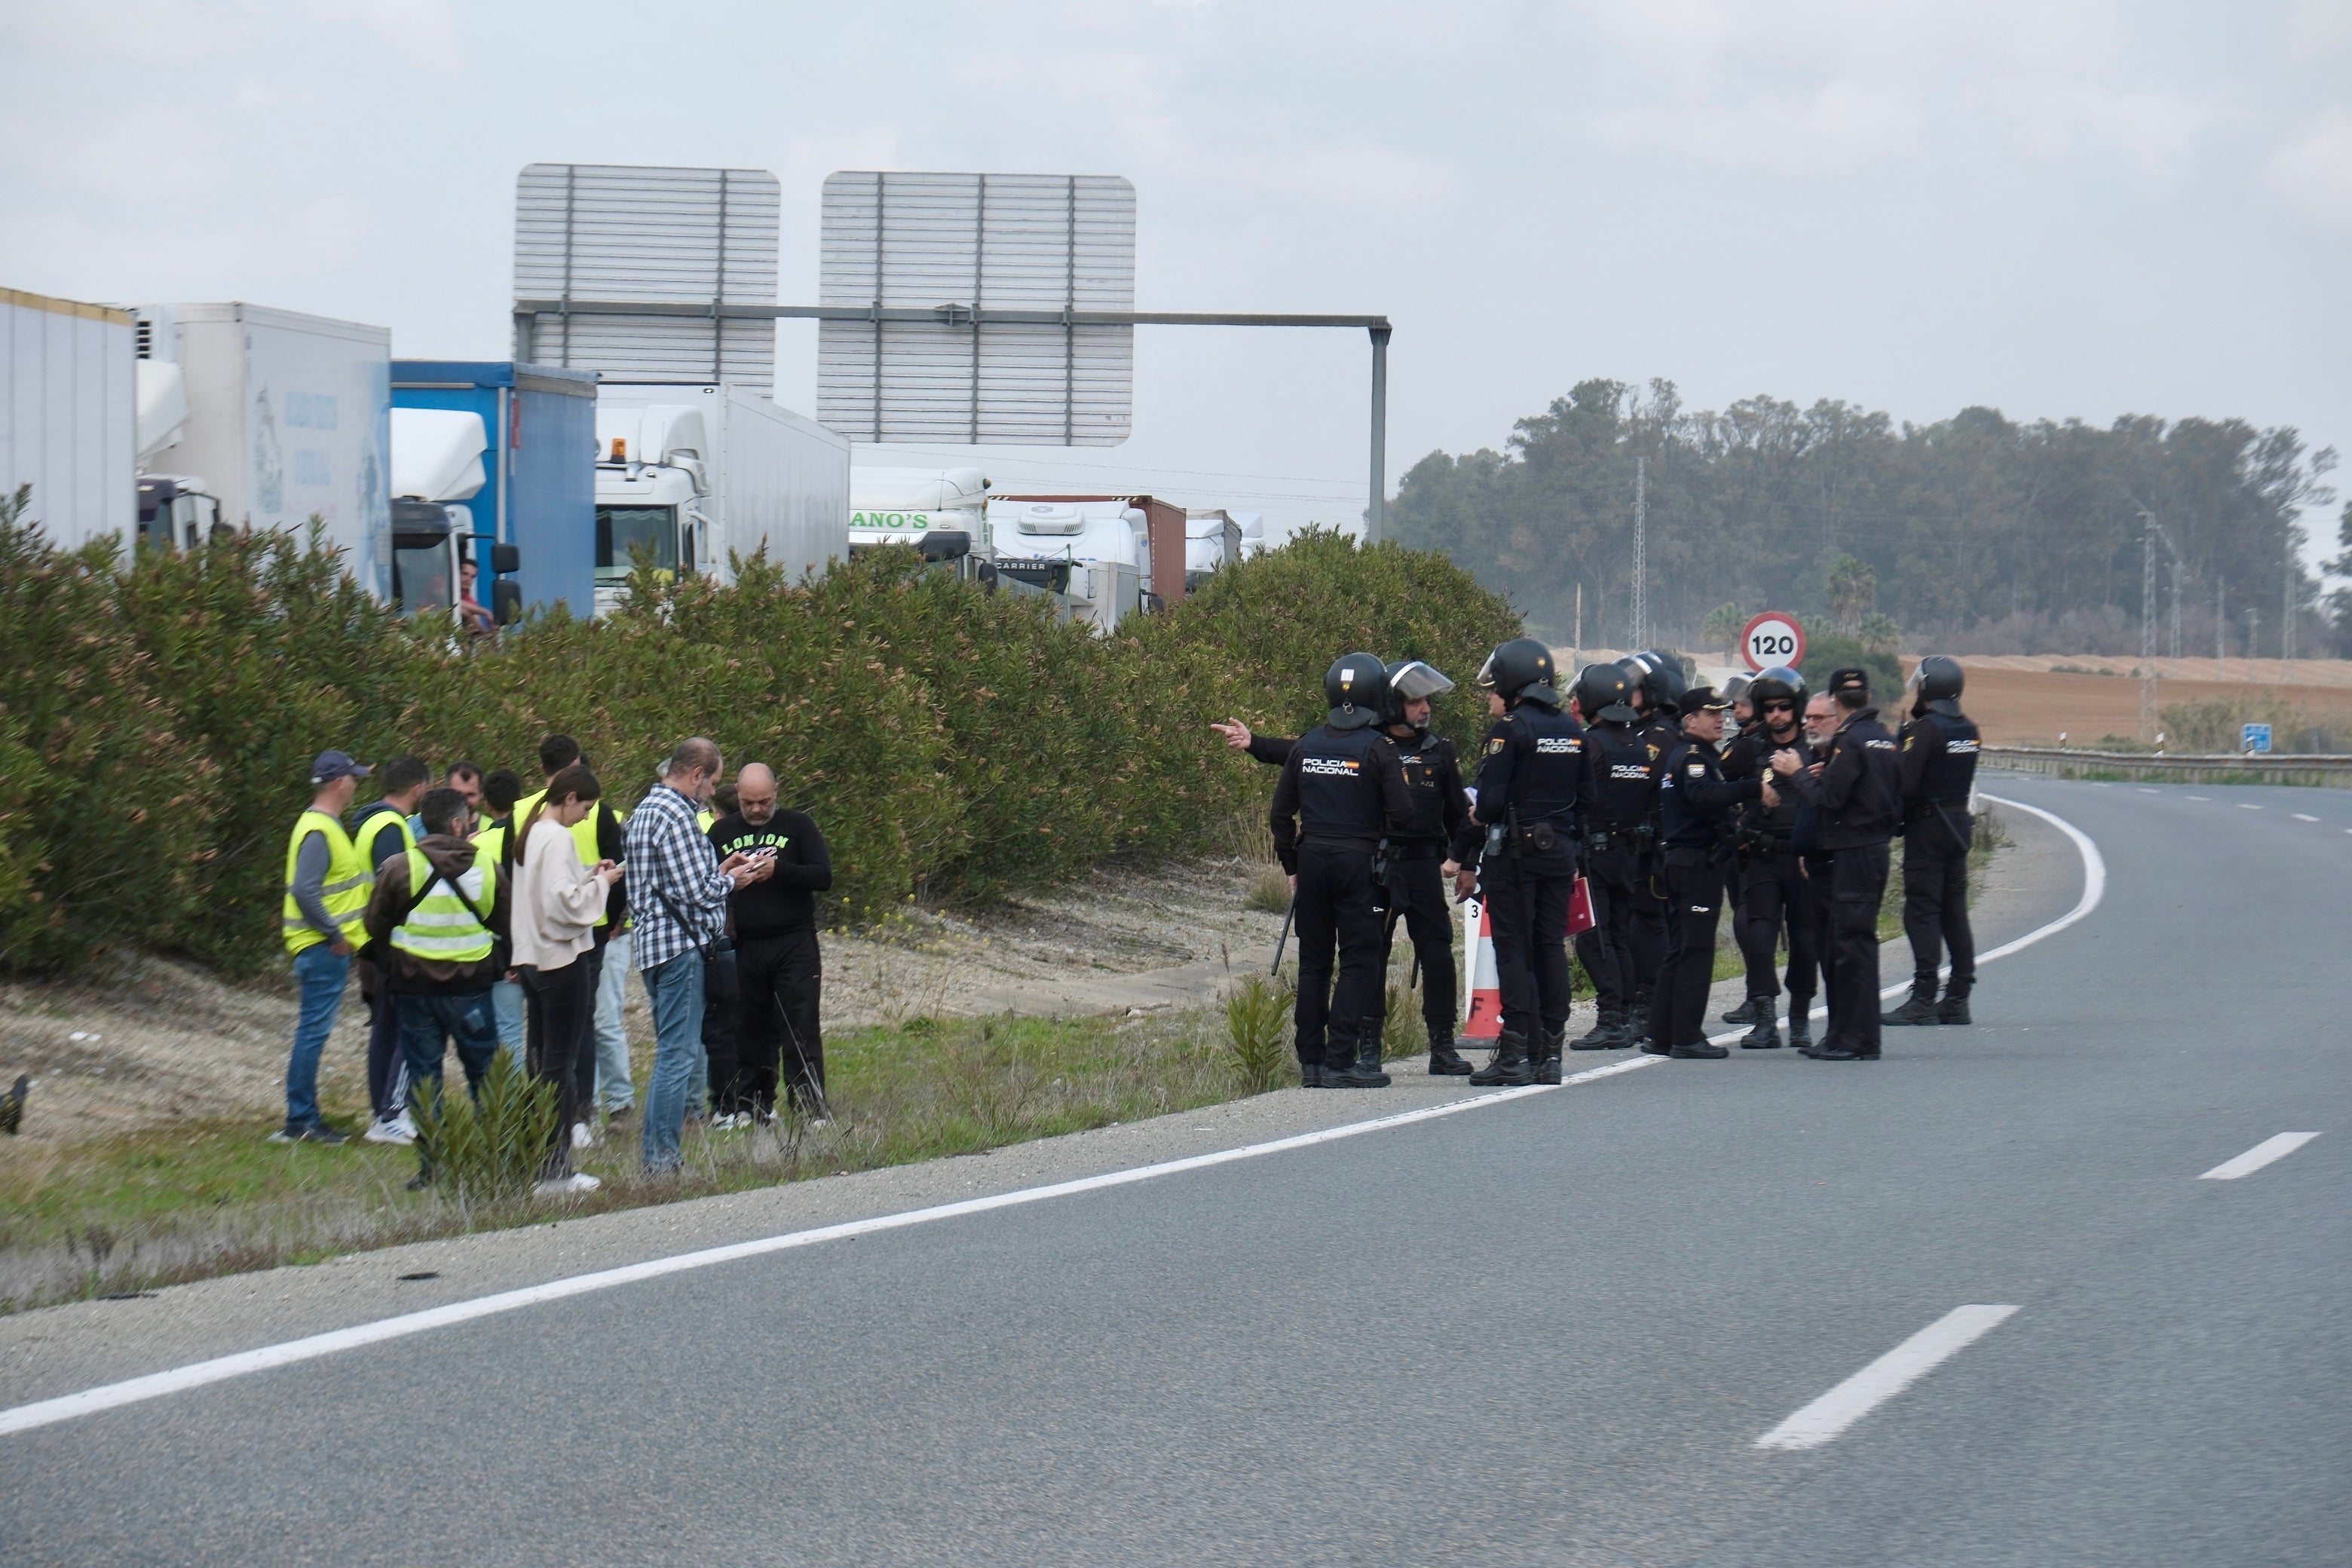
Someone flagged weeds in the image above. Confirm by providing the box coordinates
[1223,975,1293,1092]
[408,1052,560,1201]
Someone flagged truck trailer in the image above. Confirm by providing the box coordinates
[592,384,847,615]
[393,360,596,617]
[2,286,136,547]
[133,302,393,599]
[849,465,991,567]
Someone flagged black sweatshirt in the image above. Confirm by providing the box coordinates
[707,809,834,936]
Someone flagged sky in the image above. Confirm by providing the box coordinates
[5,0,2347,565]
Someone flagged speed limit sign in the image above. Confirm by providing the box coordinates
[1740,611,1805,672]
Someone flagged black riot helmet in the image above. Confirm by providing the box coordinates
[1476,637,1559,707]
[1573,662,1639,723]
[1382,659,1455,732]
[1723,673,1752,710]
[1630,651,1686,716]
[1747,664,1807,720]
[1323,652,1389,731]
[1909,654,1965,718]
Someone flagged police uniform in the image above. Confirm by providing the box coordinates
[1722,722,1820,1045]
[1572,715,1658,1044]
[1383,727,1472,1064]
[1629,706,1679,1011]
[1791,671,1903,1060]
[1891,679,1980,1024]
[1270,657,1413,1087]
[1646,692,1762,1057]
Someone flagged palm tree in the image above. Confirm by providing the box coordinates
[1826,553,1876,635]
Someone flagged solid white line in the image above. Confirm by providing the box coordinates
[2199,1132,2321,1181]
[3,797,2111,1441]
[2237,802,2263,810]
[1755,1304,2020,1450]
[2188,795,2211,801]
[2292,813,2318,822]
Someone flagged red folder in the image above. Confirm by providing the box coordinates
[1567,875,1597,935]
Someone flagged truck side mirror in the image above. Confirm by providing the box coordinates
[493,580,522,626]
[491,543,521,575]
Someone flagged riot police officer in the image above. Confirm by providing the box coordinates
[1372,660,1476,1074]
[1617,652,1684,1040]
[1566,663,1654,1049]
[1720,666,1819,1049]
[1270,655,1413,1088]
[1646,688,1770,1058]
[1447,638,1591,1086]
[1772,668,1902,1061]
[1884,656,1981,1027]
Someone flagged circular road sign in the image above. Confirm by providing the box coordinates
[1740,611,1805,672]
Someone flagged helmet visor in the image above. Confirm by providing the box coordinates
[1389,660,1455,703]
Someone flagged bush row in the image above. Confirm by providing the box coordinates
[0,498,1520,976]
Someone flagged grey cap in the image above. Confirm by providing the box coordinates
[310,750,372,785]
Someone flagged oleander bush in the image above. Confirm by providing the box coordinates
[0,489,1521,976]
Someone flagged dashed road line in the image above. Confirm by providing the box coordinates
[2187,795,2212,801]
[2237,803,2263,811]
[1756,1305,2021,1450]
[2200,1132,2321,1181]
[2292,813,2319,822]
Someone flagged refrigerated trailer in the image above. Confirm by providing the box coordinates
[1,286,136,546]
[133,302,393,599]
[592,384,847,614]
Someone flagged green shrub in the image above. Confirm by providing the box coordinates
[1223,974,1293,1092]
[1796,632,1903,700]
[407,1051,561,1200]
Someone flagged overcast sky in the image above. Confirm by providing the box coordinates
[6,0,2346,562]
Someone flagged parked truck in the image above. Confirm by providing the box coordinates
[2,286,136,547]
[985,497,1150,632]
[133,302,393,599]
[393,360,596,617]
[387,407,520,624]
[849,466,991,568]
[592,384,848,615]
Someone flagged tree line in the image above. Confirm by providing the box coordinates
[1389,378,2345,659]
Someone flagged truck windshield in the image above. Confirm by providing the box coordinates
[391,538,455,616]
[596,505,678,586]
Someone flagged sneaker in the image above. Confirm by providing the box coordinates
[269,1122,348,1145]
[534,1171,603,1197]
[363,1116,415,1146]
[806,1116,832,1130]
[571,1121,596,1150]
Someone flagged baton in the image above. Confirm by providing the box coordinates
[1271,893,1295,976]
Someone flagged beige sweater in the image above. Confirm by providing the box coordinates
[510,817,610,971]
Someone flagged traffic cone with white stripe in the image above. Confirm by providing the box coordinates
[1460,893,1502,1047]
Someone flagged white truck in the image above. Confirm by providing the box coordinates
[132,302,394,597]
[849,465,991,568]
[387,407,520,623]
[985,496,1148,632]
[593,384,848,615]
[2,286,136,547]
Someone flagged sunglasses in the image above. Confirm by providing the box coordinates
[1761,700,1796,713]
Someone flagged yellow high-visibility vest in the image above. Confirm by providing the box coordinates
[352,804,417,874]
[516,787,614,927]
[387,845,499,964]
[282,809,369,956]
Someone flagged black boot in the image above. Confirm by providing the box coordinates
[1570,1009,1623,1050]
[1326,1040,1390,1089]
[1720,996,1769,1026]
[1882,987,1940,1026]
[1428,1031,1474,1074]
[1300,1060,1326,1088]
[1937,988,1972,1025]
[1532,1029,1563,1085]
[1357,1025,1384,1073]
[1739,1015,1781,1049]
[1787,1010,1815,1057]
[1669,1040,1729,1059]
[1468,1031,1534,1086]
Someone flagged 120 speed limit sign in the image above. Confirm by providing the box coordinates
[1740,611,1805,672]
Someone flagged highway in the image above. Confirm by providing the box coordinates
[4,776,2345,1566]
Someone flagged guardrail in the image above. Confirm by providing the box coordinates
[1983,746,2352,787]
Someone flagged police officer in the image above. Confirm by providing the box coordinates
[1447,638,1591,1086]
[1884,656,1981,1027]
[1616,653,1683,1040]
[1271,654,1413,1089]
[1372,660,1476,1074]
[1565,663,1653,1050]
[1719,666,1819,1049]
[1645,687,1771,1059]
[1772,668,1902,1061]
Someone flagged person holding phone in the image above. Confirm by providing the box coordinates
[706,763,834,1125]
[511,763,623,1193]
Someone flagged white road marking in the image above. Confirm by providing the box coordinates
[2237,803,2263,811]
[2292,813,2318,822]
[2188,795,2211,801]
[1756,1305,2020,1450]
[1,798,2111,1441]
[2137,787,2159,794]
[2200,1132,2321,1181]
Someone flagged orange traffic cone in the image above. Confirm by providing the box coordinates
[1460,892,1502,1042]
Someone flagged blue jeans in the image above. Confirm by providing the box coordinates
[639,951,704,1171]
[285,945,350,1129]
[492,978,527,1069]
[392,991,502,1115]
[593,931,635,1110]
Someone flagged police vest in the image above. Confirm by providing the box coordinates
[1294,724,1384,839]
[1911,711,1980,803]
[387,846,499,964]
[1503,701,1587,826]
[1386,733,1455,844]
[281,810,370,956]
[351,804,416,873]
[515,789,614,927]
[1586,722,1659,831]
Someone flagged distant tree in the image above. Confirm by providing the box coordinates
[1858,611,1903,657]
[1701,602,1745,648]
[1826,554,1877,635]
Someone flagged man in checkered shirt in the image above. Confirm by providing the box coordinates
[626,737,771,1171]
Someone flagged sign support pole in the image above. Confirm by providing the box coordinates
[1367,326,1390,545]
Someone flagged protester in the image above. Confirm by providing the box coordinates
[626,738,770,1172]
[362,786,512,1187]
[476,768,528,1066]
[457,560,498,640]
[275,750,373,1144]
[353,755,430,1146]
[515,736,629,1148]
[707,763,835,1125]
[443,762,484,835]
[511,763,621,1195]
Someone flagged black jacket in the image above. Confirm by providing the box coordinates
[1725,723,1811,839]
[1658,733,1762,851]
[1793,706,1903,850]
[708,810,833,936]
[1269,724,1413,871]
[1900,709,1980,815]
[1453,699,1594,862]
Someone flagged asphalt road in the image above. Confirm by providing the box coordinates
[5,776,2345,1566]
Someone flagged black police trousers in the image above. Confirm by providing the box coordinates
[1573,844,1642,1013]
[1630,857,1668,999]
[1380,854,1457,1050]
[732,927,826,1115]
[1293,841,1388,1069]
[1645,850,1725,1049]
[1902,808,1974,997]
[1734,845,1819,1006]
[1819,843,1891,1055]
[1483,846,1579,1044]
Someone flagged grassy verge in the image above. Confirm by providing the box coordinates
[0,1007,1243,1314]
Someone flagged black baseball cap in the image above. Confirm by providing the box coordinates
[1826,668,1871,696]
[310,750,372,785]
